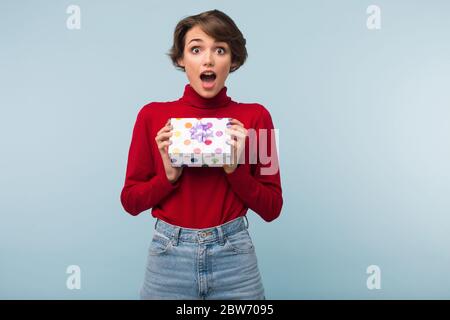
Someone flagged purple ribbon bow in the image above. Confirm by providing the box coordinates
[190,121,213,143]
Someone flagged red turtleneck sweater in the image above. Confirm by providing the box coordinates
[120,84,283,228]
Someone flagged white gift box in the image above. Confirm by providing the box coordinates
[168,117,233,167]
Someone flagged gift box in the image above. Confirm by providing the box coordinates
[168,117,233,167]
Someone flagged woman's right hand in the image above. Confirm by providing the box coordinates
[155,119,183,184]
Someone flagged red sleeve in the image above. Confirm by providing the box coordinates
[120,106,179,216]
[225,105,283,222]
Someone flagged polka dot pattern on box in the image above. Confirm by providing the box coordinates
[168,117,233,167]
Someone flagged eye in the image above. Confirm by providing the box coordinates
[191,47,200,54]
[216,47,226,55]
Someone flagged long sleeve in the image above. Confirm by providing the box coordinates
[120,106,179,216]
[225,106,283,222]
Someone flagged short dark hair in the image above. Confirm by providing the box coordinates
[167,10,247,73]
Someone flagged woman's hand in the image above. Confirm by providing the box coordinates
[223,118,248,174]
[155,119,183,184]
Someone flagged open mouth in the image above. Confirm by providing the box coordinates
[200,71,217,83]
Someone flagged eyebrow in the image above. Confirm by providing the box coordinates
[187,38,227,45]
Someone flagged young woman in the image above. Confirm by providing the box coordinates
[120,9,283,300]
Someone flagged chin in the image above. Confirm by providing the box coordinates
[193,83,222,98]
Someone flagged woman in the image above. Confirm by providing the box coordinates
[120,9,283,300]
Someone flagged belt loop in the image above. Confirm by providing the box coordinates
[243,215,249,229]
[217,226,225,246]
[154,219,158,230]
[172,227,181,246]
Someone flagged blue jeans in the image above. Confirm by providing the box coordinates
[140,216,266,300]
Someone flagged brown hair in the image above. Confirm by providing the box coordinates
[167,10,247,73]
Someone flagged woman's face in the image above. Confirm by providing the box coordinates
[177,25,236,98]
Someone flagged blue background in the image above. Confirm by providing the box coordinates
[1,0,449,299]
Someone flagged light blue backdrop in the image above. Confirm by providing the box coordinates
[1,0,449,299]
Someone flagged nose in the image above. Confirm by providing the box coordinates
[203,49,215,67]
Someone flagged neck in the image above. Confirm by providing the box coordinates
[179,84,232,109]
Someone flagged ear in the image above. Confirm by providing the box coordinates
[230,62,238,71]
[177,57,185,68]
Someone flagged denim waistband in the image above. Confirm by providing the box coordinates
[154,216,249,245]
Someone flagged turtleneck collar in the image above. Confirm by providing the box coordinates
[179,84,232,109]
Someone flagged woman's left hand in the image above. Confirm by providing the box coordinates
[223,118,248,174]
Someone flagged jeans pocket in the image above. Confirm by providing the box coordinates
[224,229,255,254]
[148,231,172,255]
